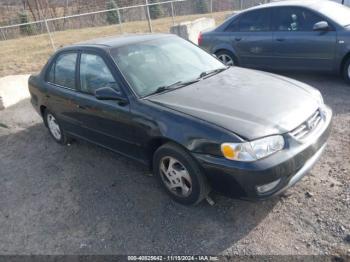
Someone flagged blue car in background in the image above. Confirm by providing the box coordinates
[199,0,350,84]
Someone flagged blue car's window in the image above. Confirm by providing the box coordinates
[274,7,324,32]
[225,18,239,32]
[79,53,119,95]
[111,37,226,97]
[48,52,77,90]
[238,9,271,32]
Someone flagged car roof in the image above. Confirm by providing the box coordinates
[246,0,337,11]
[71,33,173,50]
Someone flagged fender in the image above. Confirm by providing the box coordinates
[137,99,243,158]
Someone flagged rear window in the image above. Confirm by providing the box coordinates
[47,52,77,89]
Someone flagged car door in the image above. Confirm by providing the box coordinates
[45,51,84,135]
[225,8,273,69]
[271,7,337,71]
[73,51,142,160]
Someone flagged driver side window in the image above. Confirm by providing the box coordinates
[79,53,120,95]
[274,7,326,32]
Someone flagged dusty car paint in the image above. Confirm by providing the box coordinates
[29,34,332,199]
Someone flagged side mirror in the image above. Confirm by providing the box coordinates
[313,21,330,31]
[95,87,128,104]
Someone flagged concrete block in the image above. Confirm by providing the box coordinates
[0,75,30,110]
[170,17,215,45]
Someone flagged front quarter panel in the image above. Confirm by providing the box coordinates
[131,99,243,159]
[336,29,350,71]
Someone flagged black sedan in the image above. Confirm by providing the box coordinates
[28,34,332,205]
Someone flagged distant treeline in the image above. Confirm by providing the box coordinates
[0,0,269,40]
[0,0,270,25]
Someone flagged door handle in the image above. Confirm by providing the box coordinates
[276,38,285,42]
[76,104,87,110]
[235,37,242,42]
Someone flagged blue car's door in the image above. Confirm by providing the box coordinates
[270,7,337,71]
[225,8,274,69]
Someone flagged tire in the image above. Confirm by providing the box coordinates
[153,143,210,205]
[215,50,237,67]
[342,58,350,84]
[44,110,69,145]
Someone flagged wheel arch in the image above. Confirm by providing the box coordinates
[40,105,48,126]
[40,105,47,117]
[214,48,239,65]
[340,51,350,74]
[146,137,194,171]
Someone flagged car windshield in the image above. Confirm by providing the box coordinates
[110,36,226,97]
[318,2,350,27]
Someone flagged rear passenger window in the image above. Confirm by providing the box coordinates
[47,53,77,89]
[226,18,239,32]
[226,9,270,32]
[47,62,55,83]
[239,9,271,32]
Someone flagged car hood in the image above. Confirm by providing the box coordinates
[146,67,321,140]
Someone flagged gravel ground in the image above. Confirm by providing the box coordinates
[0,73,349,256]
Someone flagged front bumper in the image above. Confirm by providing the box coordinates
[193,106,333,200]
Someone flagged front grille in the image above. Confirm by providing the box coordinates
[290,109,323,140]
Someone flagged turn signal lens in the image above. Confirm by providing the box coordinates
[221,144,236,159]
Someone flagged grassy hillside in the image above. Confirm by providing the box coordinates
[0,11,231,77]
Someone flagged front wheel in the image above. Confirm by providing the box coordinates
[343,58,350,84]
[153,143,210,205]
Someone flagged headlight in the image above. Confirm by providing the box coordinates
[311,89,324,104]
[221,135,285,162]
[316,90,324,104]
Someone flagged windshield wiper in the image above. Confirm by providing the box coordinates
[150,81,182,95]
[146,79,200,97]
[199,67,229,79]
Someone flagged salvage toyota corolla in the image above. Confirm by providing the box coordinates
[28,34,332,205]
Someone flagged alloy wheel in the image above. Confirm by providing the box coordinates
[159,156,192,198]
[218,54,235,66]
[47,114,62,141]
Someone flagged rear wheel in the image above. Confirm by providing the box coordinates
[44,110,69,145]
[343,58,350,84]
[153,143,210,205]
[216,50,236,66]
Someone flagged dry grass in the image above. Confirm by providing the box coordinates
[0,11,232,77]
